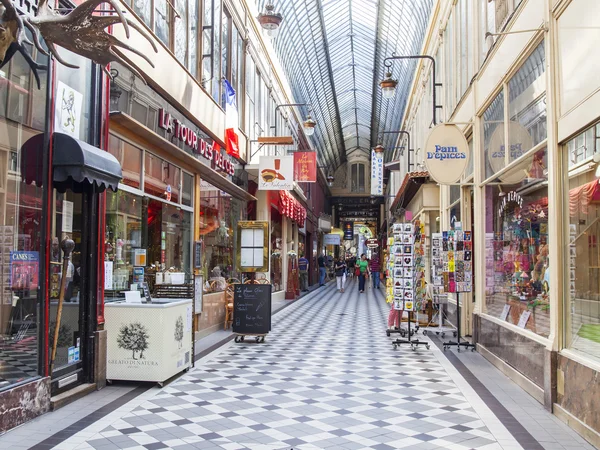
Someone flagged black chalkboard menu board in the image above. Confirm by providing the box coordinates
[233,284,272,335]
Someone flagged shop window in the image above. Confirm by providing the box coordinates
[351,163,366,193]
[144,152,181,203]
[0,34,48,387]
[246,57,256,139]
[483,91,505,180]
[199,181,245,292]
[568,123,600,167]
[271,207,283,292]
[182,172,193,207]
[154,0,170,47]
[564,122,600,363]
[484,150,550,337]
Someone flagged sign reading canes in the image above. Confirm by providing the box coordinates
[424,124,470,184]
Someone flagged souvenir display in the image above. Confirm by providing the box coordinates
[434,227,473,294]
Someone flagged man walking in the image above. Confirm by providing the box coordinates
[318,253,326,287]
[370,253,381,289]
[298,253,309,292]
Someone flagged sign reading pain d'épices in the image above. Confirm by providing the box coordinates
[424,124,470,184]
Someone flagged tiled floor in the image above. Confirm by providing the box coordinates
[0,280,595,450]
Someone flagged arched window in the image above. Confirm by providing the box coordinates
[350,163,366,193]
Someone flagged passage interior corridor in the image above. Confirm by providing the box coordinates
[3,281,594,450]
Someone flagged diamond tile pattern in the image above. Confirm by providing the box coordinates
[77,281,507,449]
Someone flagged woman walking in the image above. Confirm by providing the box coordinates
[357,254,369,293]
[334,257,347,293]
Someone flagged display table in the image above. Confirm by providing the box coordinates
[105,298,193,384]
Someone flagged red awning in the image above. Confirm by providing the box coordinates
[570,179,600,216]
[278,191,306,224]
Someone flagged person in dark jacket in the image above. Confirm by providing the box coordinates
[369,254,381,289]
[334,257,347,293]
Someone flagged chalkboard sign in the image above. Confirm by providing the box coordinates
[233,284,271,335]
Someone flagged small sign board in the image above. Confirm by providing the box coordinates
[517,310,531,328]
[500,304,511,322]
[141,282,151,303]
[366,238,379,248]
[233,284,272,335]
[324,233,341,246]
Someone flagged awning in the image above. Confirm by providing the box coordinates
[278,190,307,225]
[110,112,256,203]
[53,133,122,193]
[21,133,123,193]
[390,171,429,212]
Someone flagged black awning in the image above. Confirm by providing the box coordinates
[53,133,122,193]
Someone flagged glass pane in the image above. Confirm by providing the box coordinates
[484,149,550,337]
[271,207,282,292]
[182,172,193,207]
[508,41,546,154]
[104,190,143,301]
[155,0,170,47]
[483,90,505,180]
[189,0,198,77]
[108,135,142,189]
[221,12,229,109]
[566,162,600,363]
[174,0,187,65]
[144,152,180,203]
[212,0,221,102]
[133,0,151,27]
[199,180,245,291]
[358,164,365,192]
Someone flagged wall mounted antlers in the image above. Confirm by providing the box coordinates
[0,0,158,88]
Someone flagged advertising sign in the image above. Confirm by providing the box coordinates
[10,251,39,290]
[343,222,354,240]
[55,81,83,139]
[293,152,317,182]
[488,121,533,184]
[370,149,384,196]
[324,234,341,246]
[258,156,294,190]
[424,124,470,184]
[366,238,379,248]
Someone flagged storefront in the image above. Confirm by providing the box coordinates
[106,62,252,340]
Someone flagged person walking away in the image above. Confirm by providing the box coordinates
[369,253,381,289]
[346,255,355,279]
[357,254,369,293]
[334,257,347,293]
[318,253,326,287]
[298,253,309,292]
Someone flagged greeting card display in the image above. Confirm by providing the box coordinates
[432,228,473,294]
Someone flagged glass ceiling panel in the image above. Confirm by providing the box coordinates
[256,0,433,168]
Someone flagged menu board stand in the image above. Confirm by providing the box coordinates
[442,292,475,352]
[232,283,271,343]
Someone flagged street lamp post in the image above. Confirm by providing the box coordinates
[272,103,316,138]
[380,55,442,126]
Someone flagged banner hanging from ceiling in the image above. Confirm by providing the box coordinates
[293,152,317,182]
[424,124,470,184]
[259,156,294,190]
[343,222,354,240]
[370,150,384,196]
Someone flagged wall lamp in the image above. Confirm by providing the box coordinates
[380,53,442,126]
[485,24,548,51]
[272,103,316,138]
[318,166,335,187]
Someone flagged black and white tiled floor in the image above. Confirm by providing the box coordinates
[47,280,530,450]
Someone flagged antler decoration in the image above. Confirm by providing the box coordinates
[0,0,158,88]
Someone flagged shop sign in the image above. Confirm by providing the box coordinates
[258,156,294,190]
[424,124,470,184]
[498,191,524,216]
[343,222,354,240]
[158,109,235,176]
[488,121,533,183]
[324,234,341,246]
[371,149,384,196]
[366,238,379,248]
[293,152,317,182]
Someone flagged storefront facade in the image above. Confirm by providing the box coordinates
[394,0,600,444]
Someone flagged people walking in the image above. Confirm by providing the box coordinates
[370,253,381,289]
[347,255,355,279]
[298,253,309,292]
[334,257,347,293]
[357,254,369,293]
[318,253,326,286]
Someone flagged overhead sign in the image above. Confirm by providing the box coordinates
[258,156,294,190]
[488,121,533,184]
[324,234,341,246]
[343,222,354,240]
[424,124,470,184]
[293,152,317,182]
[370,149,384,195]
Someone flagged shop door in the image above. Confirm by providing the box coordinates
[49,189,96,394]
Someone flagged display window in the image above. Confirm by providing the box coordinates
[484,150,549,337]
[564,121,600,363]
[198,180,246,292]
[105,134,193,301]
[271,207,283,292]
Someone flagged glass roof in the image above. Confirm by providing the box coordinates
[257,0,434,169]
